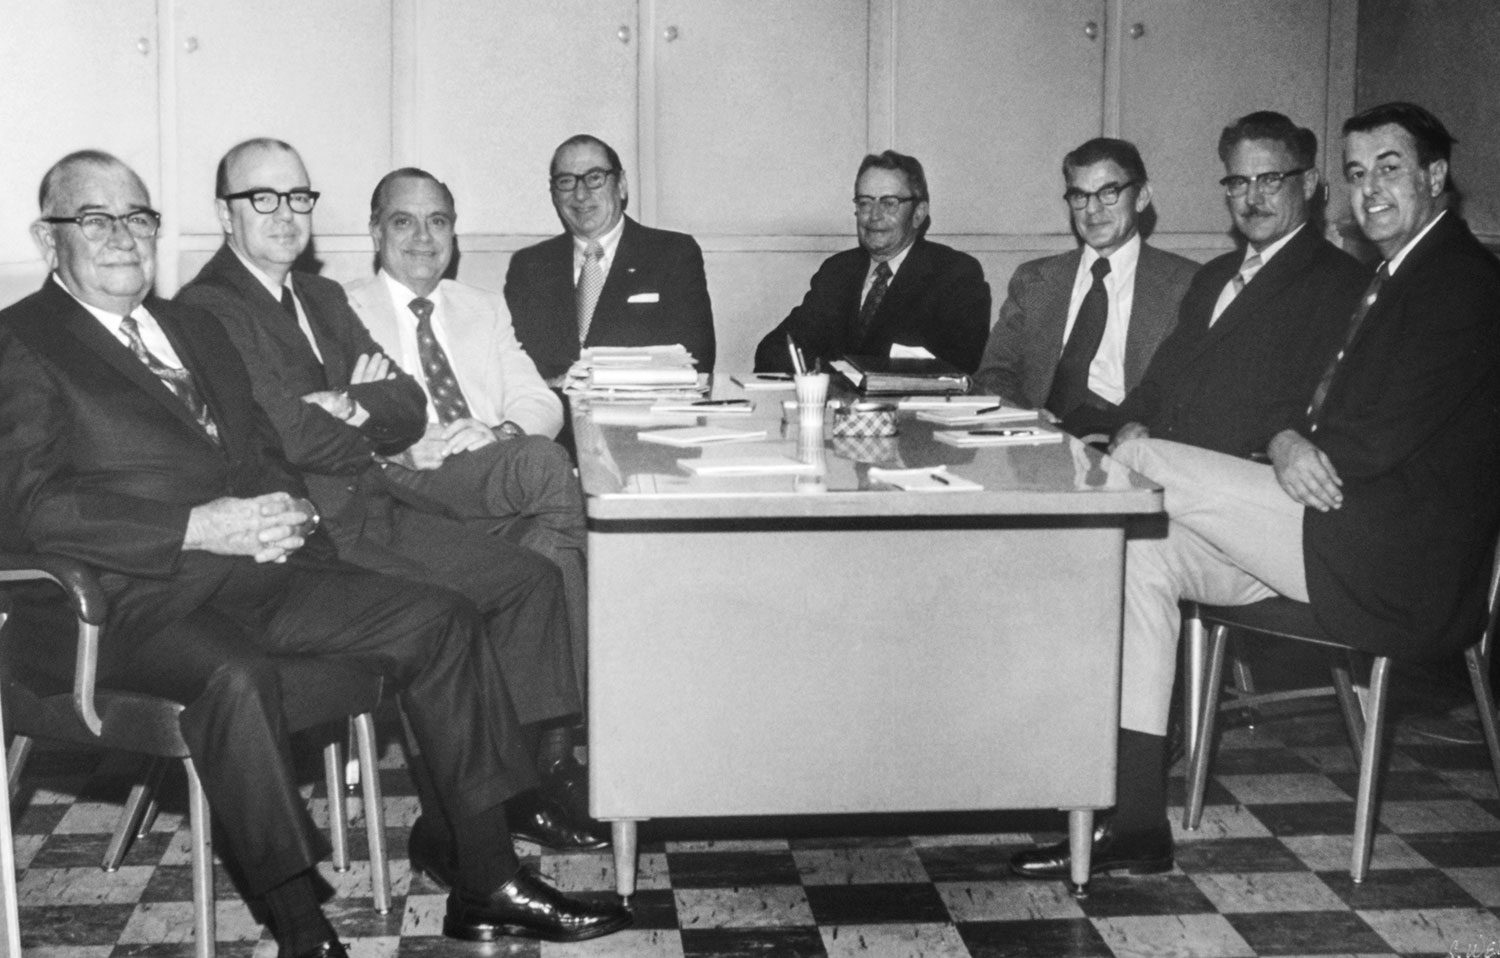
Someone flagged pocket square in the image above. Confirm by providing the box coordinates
[627,292,661,304]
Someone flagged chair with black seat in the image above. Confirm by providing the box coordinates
[1181,537,1500,882]
[1,552,391,958]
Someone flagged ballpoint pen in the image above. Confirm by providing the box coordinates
[974,404,1004,414]
[968,428,1041,437]
[692,399,752,406]
[931,472,951,485]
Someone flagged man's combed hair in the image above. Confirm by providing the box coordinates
[215,137,298,197]
[1062,138,1148,185]
[550,134,623,176]
[38,149,130,214]
[1218,112,1318,169]
[856,150,929,203]
[1343,101,1456,168]
[369,167,455,223]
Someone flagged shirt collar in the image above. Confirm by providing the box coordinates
[1385,209,1447,276]
[872,241,916,279]
[572,213,626,259]
[52,273,148,330]
[1247,222,1305,268]
[230,245,294,300]
[380,268,441,320]
[1080,231,1141,277]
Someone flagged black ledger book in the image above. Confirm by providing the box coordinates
[832,355,972,395]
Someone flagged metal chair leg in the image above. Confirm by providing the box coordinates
[1465,645,1500,796]
[1183,612,1208,766]
[353,713,390,913]
[6,736,32,802]
[1350,656,1392,883]
[1185,624,1231,830]
[1228,635,1260,728]
[324,739,350,872]
[184,757,216,958]
[1330,653,1366,758]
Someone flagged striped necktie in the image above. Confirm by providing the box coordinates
[119,314,220,444]
[854,260,892,344]
[1306,264,1389,430]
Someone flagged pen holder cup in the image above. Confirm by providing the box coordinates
[832,401,899,438]
[793,372,830,428]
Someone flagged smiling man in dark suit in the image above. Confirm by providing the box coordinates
[0,151,629,953]
[1112,112,1367,459]
[754,150,991,375]
[974,138,1197,436]
[505,134,716,380]
[1013,102,1500,882]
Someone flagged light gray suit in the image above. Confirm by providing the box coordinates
[973,243,1199,409]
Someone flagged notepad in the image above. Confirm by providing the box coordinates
[866,466,983,492]
[896,395,1003,410]
[932,428,1065,447]
[677,455,820,476]
[915,405,1038,426]
[637,426,769,447]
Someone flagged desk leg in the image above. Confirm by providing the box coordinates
[610,820,640,904]
[1067,809,1094,898]
[1,701,23,954]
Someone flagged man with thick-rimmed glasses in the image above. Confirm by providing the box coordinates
[754,149,990,375]
[505,134,715,382]
[973,138,1197,437]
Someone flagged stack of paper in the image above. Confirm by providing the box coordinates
[915,405,1039,427]
[932,427,1065,447]
[564,344,708,401]
[638,426,768,446]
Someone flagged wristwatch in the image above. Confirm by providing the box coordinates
[496,421,525,439]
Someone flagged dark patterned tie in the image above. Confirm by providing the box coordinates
[855,261,892,344]
[280,285,299,321]
[409,297,472,425]
[1046,256,1112,418]
[1306,264,1389,429]
[576,242,604,344]
[118,314,220,444]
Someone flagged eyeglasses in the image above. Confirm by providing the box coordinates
[854,195,918,215]
[220,189,321,214]
[550,168,616,193]
[1219,169,1307,197]
[1063,181,1137,210]
[41,210,162,242]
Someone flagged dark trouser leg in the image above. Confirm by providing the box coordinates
[1114,729,1169,835]
[381,438,590,698]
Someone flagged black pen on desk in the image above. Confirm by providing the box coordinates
[974,404,1004,414]
[968,428,1040,437]
[692,399,751,407]
[931,472,951,486]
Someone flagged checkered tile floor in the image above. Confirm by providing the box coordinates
[10,656,1500,958]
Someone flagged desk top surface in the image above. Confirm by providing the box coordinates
[573,381,1163,521]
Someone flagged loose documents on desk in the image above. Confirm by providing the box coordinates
[564,344,708,400]
[638,425,769,447]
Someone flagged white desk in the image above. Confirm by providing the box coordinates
[574,391,1162,897]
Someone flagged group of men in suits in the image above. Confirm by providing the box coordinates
[1009,102,1500,881]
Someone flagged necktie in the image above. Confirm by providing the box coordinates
[1046,256,1112,419]
[118,314,220,444]
[409,297,472,426]
[279,285,299,320]
[1306,264,1388,429]
[855,261,892,344]
[1211,252,1263,326]
[576,242,604,344]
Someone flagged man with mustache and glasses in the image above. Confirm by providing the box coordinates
[1012,103,1500,883]
[1111,111,1367,460]
[974,138,1196,437]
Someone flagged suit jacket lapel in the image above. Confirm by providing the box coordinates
[1204,227,1317,345]
[867,241,930,343]
[589,217,640,346]
[209,246,328,388]
[1125,246,1173,386]
[1037,250,1080,360]
[544,233,582,347]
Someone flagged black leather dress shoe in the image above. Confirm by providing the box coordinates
[279,938,349,958]
[444,865,632,943]
[1010,820,1173,880]
[506,790,609,852]
[407,814,455,890]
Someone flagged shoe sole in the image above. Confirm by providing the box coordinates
[509,832,611,853]
[442,912,632,944]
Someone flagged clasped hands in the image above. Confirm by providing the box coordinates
[184,492,318,564]
[300,352,394,426]
[386,418,504,471]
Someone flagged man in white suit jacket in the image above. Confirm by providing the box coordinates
[346,169,589,703]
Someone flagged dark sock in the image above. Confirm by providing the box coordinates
[536,721,575,774]
[263,872,335,955]
[1113,729,1169,836]
[454,803,521,896]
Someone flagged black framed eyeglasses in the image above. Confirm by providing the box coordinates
[550,168,616,193]
[1219,169,1307,197]
[41,209,161,242]
[221,189,321,214]
[1064,181,1137,210]
[854,195,918,215]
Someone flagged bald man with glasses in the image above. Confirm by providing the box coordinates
[974,137,1196,437]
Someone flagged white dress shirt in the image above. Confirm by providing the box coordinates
[379,270,468,425]
[1062,233,1141,405]
[570,214,627,286]
[58,275,185,368]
